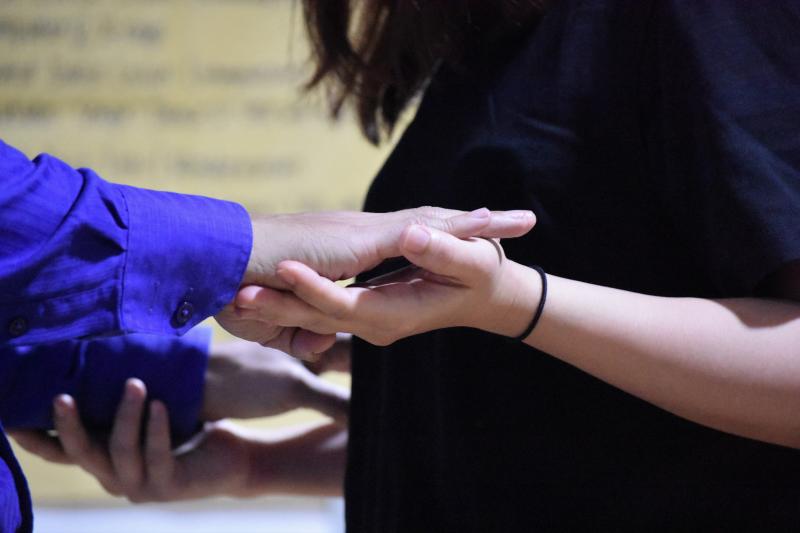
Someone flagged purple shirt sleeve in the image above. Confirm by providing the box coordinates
[0,328,211,444]
[0,139,252,344]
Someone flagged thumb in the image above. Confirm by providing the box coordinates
[400,225,502,284]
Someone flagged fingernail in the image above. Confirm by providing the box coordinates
[470,207,490,219]
[508,210,534,219]
[277,267,296,287]
[404,225,431,254]
[124,379,143,401]
[54,394,71,415]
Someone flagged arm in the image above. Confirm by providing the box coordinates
[4,332,349,443]
[244,226,800,449]
[0,140,251,345]
[11,350,350,500]
[238,422,347,498]
[515,261,800,449]
[0,330,211,444]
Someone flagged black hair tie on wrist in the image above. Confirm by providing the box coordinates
[514,265,548,342]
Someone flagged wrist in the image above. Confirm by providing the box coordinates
[200,343,236,421]
[240,423,347,497]
[242,217,262,286]
[480,261,543,338]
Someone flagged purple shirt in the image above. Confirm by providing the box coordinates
[0,139,253,531]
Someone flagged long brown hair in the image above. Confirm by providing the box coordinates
[301,1,548,144]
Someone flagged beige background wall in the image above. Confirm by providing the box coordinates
[1,0,394,504]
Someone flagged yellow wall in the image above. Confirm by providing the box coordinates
[1,0,393,503]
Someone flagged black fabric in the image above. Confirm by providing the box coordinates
[346,0,800,531]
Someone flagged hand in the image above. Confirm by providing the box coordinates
[10,384,347,501]
[233,225,542,346]
[215,207,535,356]
[202,339,349,423]
[11,383,251,501]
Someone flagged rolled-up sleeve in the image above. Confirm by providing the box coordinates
[0,140,252,344]
[0,328,211,444]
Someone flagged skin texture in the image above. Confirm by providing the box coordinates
[215,207,536,358]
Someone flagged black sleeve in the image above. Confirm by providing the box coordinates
[643,0,800,296]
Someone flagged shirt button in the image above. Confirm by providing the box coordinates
[7,317,28,338]
[174,301,194,326]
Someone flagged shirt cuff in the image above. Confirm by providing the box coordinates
[0,329,212,445]
[78,328,212,443]
[117,184,252,336]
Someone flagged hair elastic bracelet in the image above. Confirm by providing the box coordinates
[514,265,548,342]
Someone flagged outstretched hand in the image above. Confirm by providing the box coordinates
[234,224,543,346]
[216,207,535,357]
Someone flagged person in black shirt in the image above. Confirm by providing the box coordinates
[256,0,800,530]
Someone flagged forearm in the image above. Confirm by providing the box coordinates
[510,263,800,448]
[239,422,347,497]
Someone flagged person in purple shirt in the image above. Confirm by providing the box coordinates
[0,138,535,532]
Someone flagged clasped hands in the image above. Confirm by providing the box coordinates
[219,206,538,356]
[12,205,540,502]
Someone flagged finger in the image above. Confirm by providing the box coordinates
[109,379,147,490]
[410,207,536,239]
[216,304,284,346]
[235,285,332,328]
[145,401,175,495]
[276,261,371,319]
[260,326,334,362]
[9,430,71,464]
[476,210,536,239]
[400,225,501,284]
[291,329,337,360]
[304,333,352,374]
[53,395,119,494]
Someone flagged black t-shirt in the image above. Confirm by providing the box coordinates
[346,1,800,531]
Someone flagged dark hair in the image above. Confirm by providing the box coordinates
[301,0,548,144]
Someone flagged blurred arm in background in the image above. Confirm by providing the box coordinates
[9,335,351,501]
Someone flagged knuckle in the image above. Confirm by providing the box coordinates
[417,205,437,218]
[410,206,440,226]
